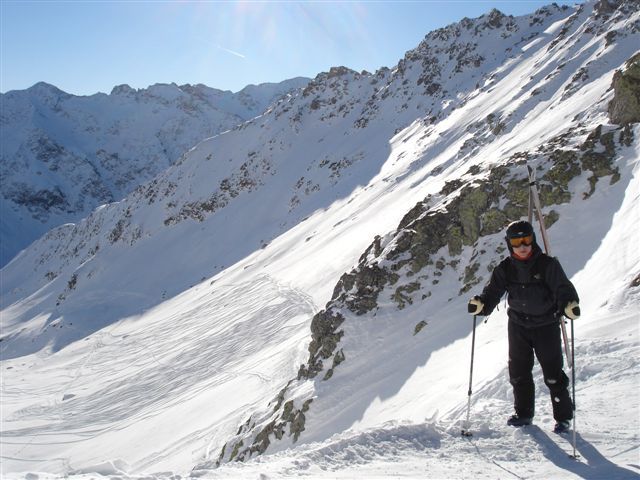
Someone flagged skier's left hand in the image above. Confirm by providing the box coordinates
[468,296,484,315]
[564,301,580,320]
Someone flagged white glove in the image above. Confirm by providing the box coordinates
[564,301,580,320]
[468,296,484,315]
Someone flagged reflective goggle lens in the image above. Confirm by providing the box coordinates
[509,235,533,247]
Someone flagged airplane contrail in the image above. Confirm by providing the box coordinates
[216,44,246,59]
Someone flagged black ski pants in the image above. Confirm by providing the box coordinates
[508,320,573,422]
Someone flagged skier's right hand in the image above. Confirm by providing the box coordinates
[468,296,484,315]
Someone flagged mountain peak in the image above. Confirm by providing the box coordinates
[312,66,361,83]
[483,7,509,27]
[26,81,68,97]
[110,84,136,96]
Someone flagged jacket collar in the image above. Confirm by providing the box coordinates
[510,243,543,264]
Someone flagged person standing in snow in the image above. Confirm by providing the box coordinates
[467,220,581,433]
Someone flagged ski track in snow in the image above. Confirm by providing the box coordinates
[1,275,317,476]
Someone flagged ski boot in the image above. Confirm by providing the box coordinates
[553,420,571,434]
[507,415,532,427]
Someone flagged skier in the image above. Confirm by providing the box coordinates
[467,220,580,433]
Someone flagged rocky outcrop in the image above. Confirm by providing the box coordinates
[608,53,640,125]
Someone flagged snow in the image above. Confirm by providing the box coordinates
[1,2,639,479]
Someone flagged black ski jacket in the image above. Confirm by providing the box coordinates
[479,245,579,328]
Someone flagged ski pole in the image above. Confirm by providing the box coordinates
[570,317,578,458]
[462,315,478,436]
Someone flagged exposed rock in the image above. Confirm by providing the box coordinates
[218,397,313,466]
[480,208,509,236]
[485,9,508,29]
[343,264,394,315]
[323,349,345,380]
[594,0,619,17]
[392,281,422,309]
[298,310,345,380]
[608,53,640,125]
[543,150,581,189]
[414,320,428,335]
[110,84,136,96]
[8,186,69,219]
[580,125,621,197]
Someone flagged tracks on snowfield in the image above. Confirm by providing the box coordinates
[1,274,318,475]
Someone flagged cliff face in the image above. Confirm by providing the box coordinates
[608,53,640,124]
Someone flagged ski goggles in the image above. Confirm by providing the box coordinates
[508,235,534,248]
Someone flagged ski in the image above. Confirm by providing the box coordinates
[526,164,578,459]
[526,165,572,368]
[526,166,552,256]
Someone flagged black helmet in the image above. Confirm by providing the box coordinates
[506,220,534,239]
[505,220,536,252]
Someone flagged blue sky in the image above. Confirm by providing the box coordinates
[1,1,583,96]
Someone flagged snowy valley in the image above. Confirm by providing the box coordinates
[1,1,639,479]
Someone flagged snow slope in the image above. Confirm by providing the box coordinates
[198,144,640,480]
[1,1,639,479]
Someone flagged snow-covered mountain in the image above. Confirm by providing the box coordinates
[1,1,639,479]
[0,78,310,267]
